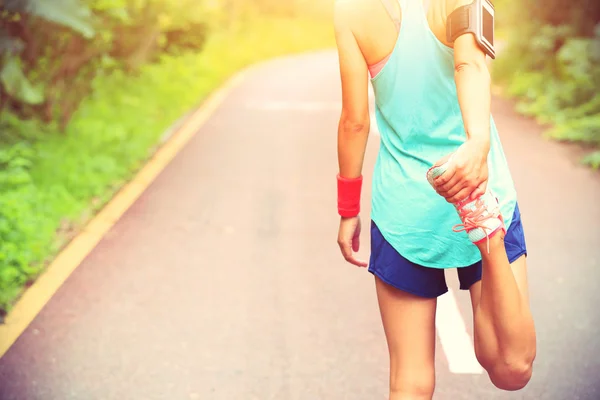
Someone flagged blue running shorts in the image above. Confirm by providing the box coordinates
[368,204,527,298]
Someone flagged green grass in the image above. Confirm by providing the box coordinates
[0,16,335,313]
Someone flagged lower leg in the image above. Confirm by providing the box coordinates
[471,232,536,390]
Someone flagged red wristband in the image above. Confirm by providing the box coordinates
[337,174,362,217]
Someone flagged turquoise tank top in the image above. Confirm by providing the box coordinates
[370,0,517,269]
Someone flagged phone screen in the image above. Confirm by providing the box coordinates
[482,7,494,46]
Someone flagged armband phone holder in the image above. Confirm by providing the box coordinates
[447,0,496,59]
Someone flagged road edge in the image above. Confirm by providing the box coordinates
[0,70,248,359]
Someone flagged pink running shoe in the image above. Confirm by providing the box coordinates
[426,155,505,253]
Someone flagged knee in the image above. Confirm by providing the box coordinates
[489,360,533,391]
[390,374,435,400]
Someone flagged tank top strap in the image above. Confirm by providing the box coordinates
[401,0,432,28]
[379,0,401,31]
[423,0,431,12]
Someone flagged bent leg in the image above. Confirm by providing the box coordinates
[375,277,437,400]
[469,233,537,391]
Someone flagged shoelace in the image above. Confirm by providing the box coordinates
[452,198,498,254]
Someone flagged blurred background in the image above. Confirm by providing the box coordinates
[0,0,598,319]
[493,0,600,168]
[0,0,336,313]
[0,1,599,399]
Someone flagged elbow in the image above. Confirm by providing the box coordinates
[454,59,490,81]
[339,113,369,135]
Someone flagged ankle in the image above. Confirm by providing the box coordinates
[476,229,506,255]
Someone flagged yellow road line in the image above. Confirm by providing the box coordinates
[0,71,247,359]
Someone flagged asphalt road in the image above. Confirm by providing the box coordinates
[0,51,599,400]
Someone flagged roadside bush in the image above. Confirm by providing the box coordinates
[492,0,600,167]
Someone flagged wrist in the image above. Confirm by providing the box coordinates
[467,134,490,154]
[337,174,362,218]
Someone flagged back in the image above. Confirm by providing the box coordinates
[338,0,452,69]
[338,0,519,269]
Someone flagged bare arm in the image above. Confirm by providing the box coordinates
[454,27,491,152]
[334,2,370,179]
[334,2,370,268]
[434,0,492,203]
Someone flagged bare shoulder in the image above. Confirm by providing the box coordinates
[334,0,357,40]
[334,0,377,31]
[446,0,475,12]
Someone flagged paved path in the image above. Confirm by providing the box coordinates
[1,51,599,400]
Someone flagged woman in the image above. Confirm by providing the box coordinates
[333,0,537,398]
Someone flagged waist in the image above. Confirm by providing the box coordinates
[371,152,517,213]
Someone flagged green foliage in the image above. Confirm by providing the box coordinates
[493,0,600,168]
[2,0,94,37]
[0,139,44,310]
[20,0,95,38]
[0,55,42,104]
[0,0,219,125]
[581,151,600,168]
[0,0,96,114]
[0,12,334,312]
[498,30,599,123]
[545,114,600,145]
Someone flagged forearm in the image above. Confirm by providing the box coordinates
[337,114,370,178]
[455,61,492,153]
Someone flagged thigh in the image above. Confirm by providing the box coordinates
[375,277,437,392]
[468,254,529,311]
[509,254,530,303]
[468,202,530,310]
